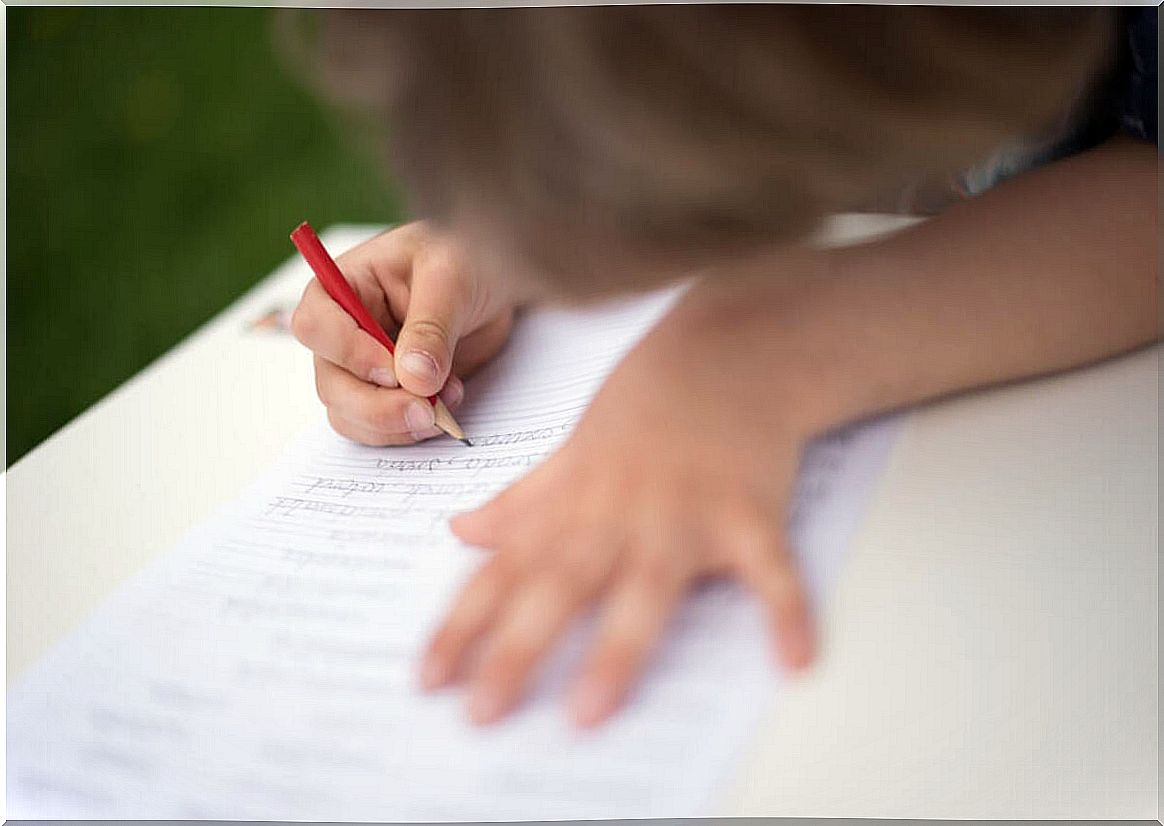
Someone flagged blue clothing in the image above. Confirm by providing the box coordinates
[960,8,1157,197]
[1120,7,1157,144]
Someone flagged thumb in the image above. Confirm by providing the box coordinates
[395,252,469,397]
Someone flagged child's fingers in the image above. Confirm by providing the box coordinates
[451,309,516,378]
[730,517,815,672]
[568,560,686,728]
[760,565,815,672]
[449,505,507,550]
[395,243,473,398]
[332,223,424,319]
[314,356,441,441]
[292,280,398,388]
[449,483,529,549]
[450,458,566,549]
[464,571,594,725]
[326,409,439,447]
[420,554,516,690]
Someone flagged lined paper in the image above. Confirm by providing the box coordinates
[8,285,900,820]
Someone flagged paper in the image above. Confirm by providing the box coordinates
[7,285,900,821]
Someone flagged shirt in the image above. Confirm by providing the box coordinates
[960,7,1158,198]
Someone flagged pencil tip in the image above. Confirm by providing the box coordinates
[459,438,474,447]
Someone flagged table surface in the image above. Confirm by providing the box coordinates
[6,218,1158,820]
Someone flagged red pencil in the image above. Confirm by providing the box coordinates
[290,222,471,446]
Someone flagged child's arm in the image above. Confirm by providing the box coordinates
[422,136,1156,728]
[771,135,1157,439]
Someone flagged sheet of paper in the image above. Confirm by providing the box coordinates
[7,285,901,821]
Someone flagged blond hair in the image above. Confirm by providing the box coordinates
[307,6,1115,294]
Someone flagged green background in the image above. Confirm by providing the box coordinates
[7,8,402,465]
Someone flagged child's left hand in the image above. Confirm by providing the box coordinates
[419,268,829,728]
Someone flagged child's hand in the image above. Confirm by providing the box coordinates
[416,137,1161,729]
[421,271,828,727]
[291,223,517,444]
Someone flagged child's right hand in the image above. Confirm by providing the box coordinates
[291,222,517,445]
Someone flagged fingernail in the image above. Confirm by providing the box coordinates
[467,684,505,725]
[400,351,440,386]
[369,365,397,388]
[405,400,435,433]
[450,506,489,535]
[780,623,815,672]
[410,426,443,443]
[570,679,615,727]
[448,511,475,541]
[420,654,449,690]
[441,375,464,409]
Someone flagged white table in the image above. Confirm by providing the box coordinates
[6,219,1158,820]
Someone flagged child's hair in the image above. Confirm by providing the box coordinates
[305,5,1115,295]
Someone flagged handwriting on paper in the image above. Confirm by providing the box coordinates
[8,283,900,821]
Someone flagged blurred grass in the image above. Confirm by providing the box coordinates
[7,8,401,465]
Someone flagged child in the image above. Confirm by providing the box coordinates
[289,6,1157,728]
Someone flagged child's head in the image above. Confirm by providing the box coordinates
[312,6,1113,297]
